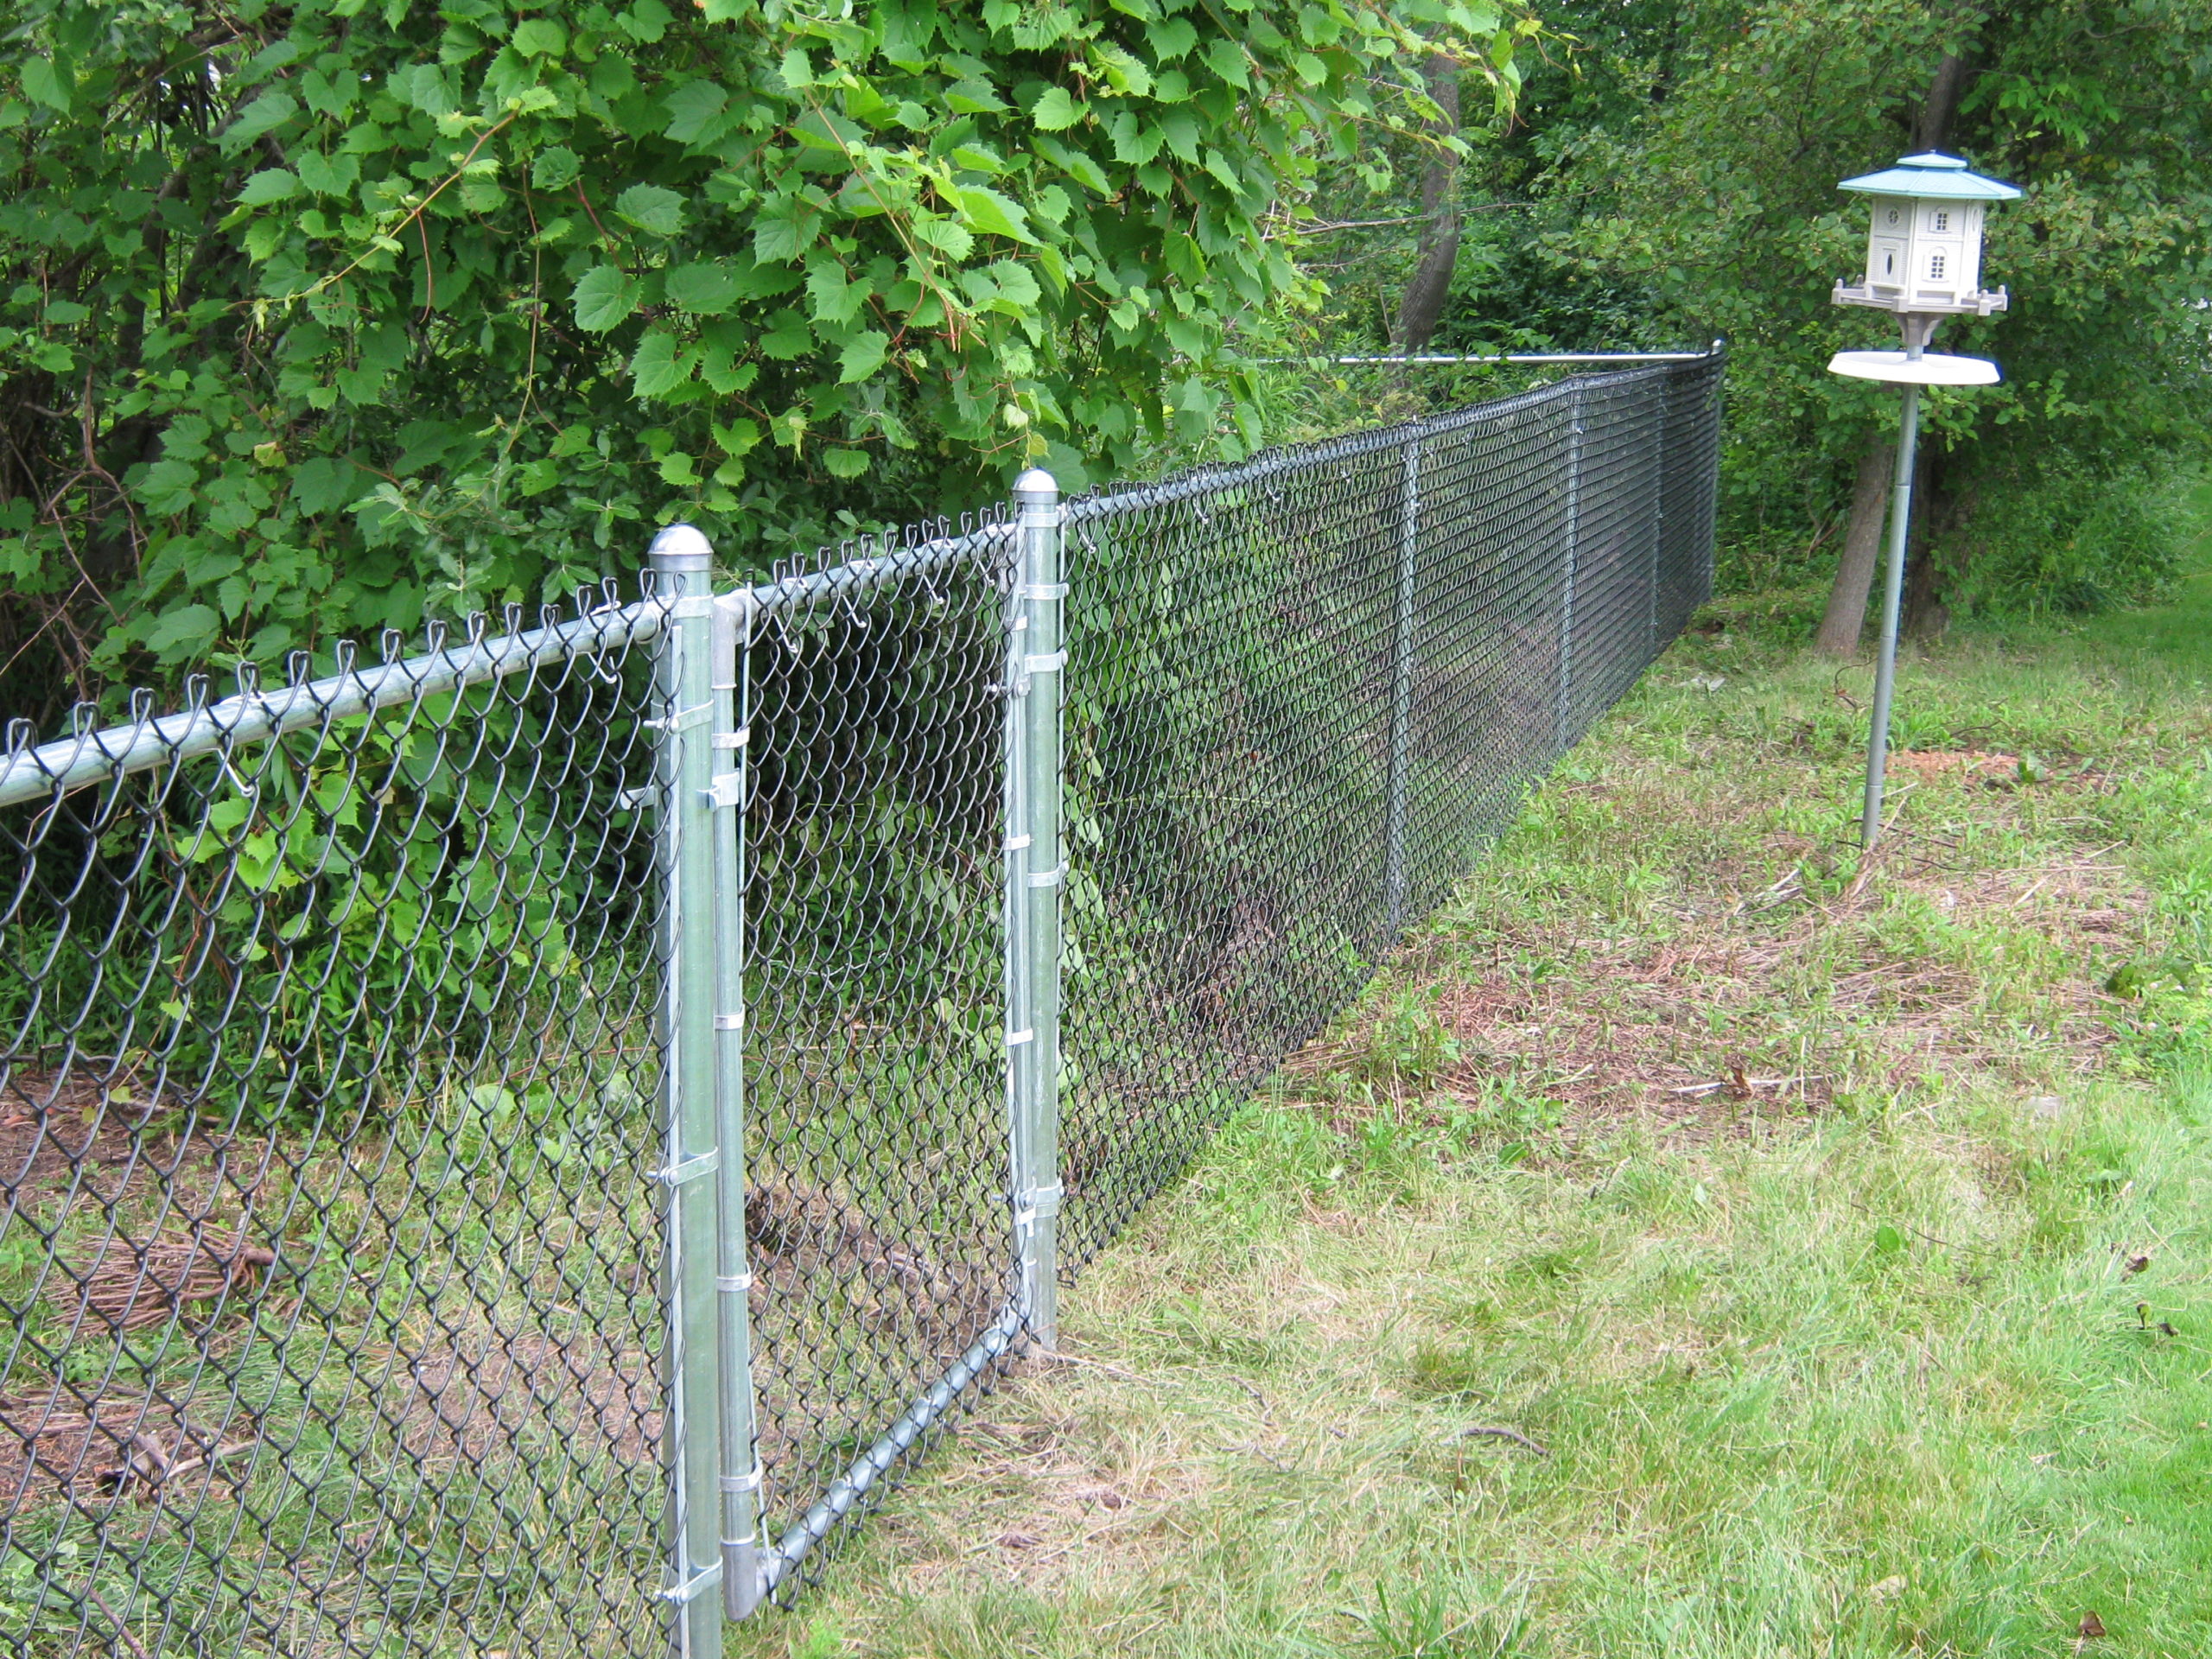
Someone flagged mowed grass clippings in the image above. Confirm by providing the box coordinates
[738,499,2212,1659]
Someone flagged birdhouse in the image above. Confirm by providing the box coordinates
[1831,152,2020,317]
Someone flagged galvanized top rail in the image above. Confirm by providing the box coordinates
[1068,350,1725,526]
[0,601,665,810]
[0,524,1020,811]
[1251,341,1726,367]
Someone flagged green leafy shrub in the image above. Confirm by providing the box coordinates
[1944,458,2192,620]
[0,0,1530,727]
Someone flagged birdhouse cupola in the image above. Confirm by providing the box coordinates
[1831,152,2021,318]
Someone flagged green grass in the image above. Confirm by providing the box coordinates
[737,486,2212,1659]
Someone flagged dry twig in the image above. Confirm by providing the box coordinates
[73,1230,276,1333]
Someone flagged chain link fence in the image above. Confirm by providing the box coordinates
[0,350,1721,1654]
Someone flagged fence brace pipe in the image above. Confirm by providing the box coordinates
[1005,471,1065,1351]
[646,528,726,1657]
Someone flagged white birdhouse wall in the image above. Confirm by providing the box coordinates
[1863,196,1986,306]
[1866,198,1910,292]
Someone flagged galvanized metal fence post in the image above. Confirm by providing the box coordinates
[1383,430,1421,931]
[709,590,766,1619]
[1646,374,1668,654]
[1005,470,1065,1351]
[1553,385,1586,753]
[648,526,726,1656]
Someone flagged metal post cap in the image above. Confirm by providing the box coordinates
[1012,468,1058,504]
[648,522,714,569]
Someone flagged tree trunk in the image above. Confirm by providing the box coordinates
[1912,51,1972,151]
[1902,443,1952,639]
[1815,435,1897,655]
[1390,55,1461,352]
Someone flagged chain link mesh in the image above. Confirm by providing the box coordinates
[0,596,677,1656]
[1058,359,1722,1265]
[0,353,1721,1647]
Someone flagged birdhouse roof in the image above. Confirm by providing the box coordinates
[1839,152,2022,201]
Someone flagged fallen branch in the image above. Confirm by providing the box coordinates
[99,1429,257,1502]
[1460,1424,1548,1455]
[1663,1075,1827,1098]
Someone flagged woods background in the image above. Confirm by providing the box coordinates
[2,0,2206,730]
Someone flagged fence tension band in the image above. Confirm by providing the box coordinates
[658,1561,723,1606]
[720,1462,764,1494]
[1014,1182,1064,1224]
[644,701,713,733]
[652,1148,720,1190]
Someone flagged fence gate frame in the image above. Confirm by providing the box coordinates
[648,468,1075,1637]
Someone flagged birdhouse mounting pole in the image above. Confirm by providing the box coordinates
[1861,371,1922,849]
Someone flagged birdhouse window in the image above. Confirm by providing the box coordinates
[1884,250,1896,276]
[1932,209,1949,232]
[1929,252,1947,279]
[1885,207,1903,227]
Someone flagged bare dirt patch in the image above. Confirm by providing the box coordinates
[1298,813,2150,1137]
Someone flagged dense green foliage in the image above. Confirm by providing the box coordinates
[0,0,1530,721]
[1289,0,2212,624]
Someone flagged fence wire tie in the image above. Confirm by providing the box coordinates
[715,1272,753,1294]
[719,1463,764,1494]
[643,701,713,733]
[1026,861,1067,889]
[1021,649,1067,675]
[711,728,749,749]
[701,773,743,810]
[713,1011,744,1031]
[1003,1027,1035,1047]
